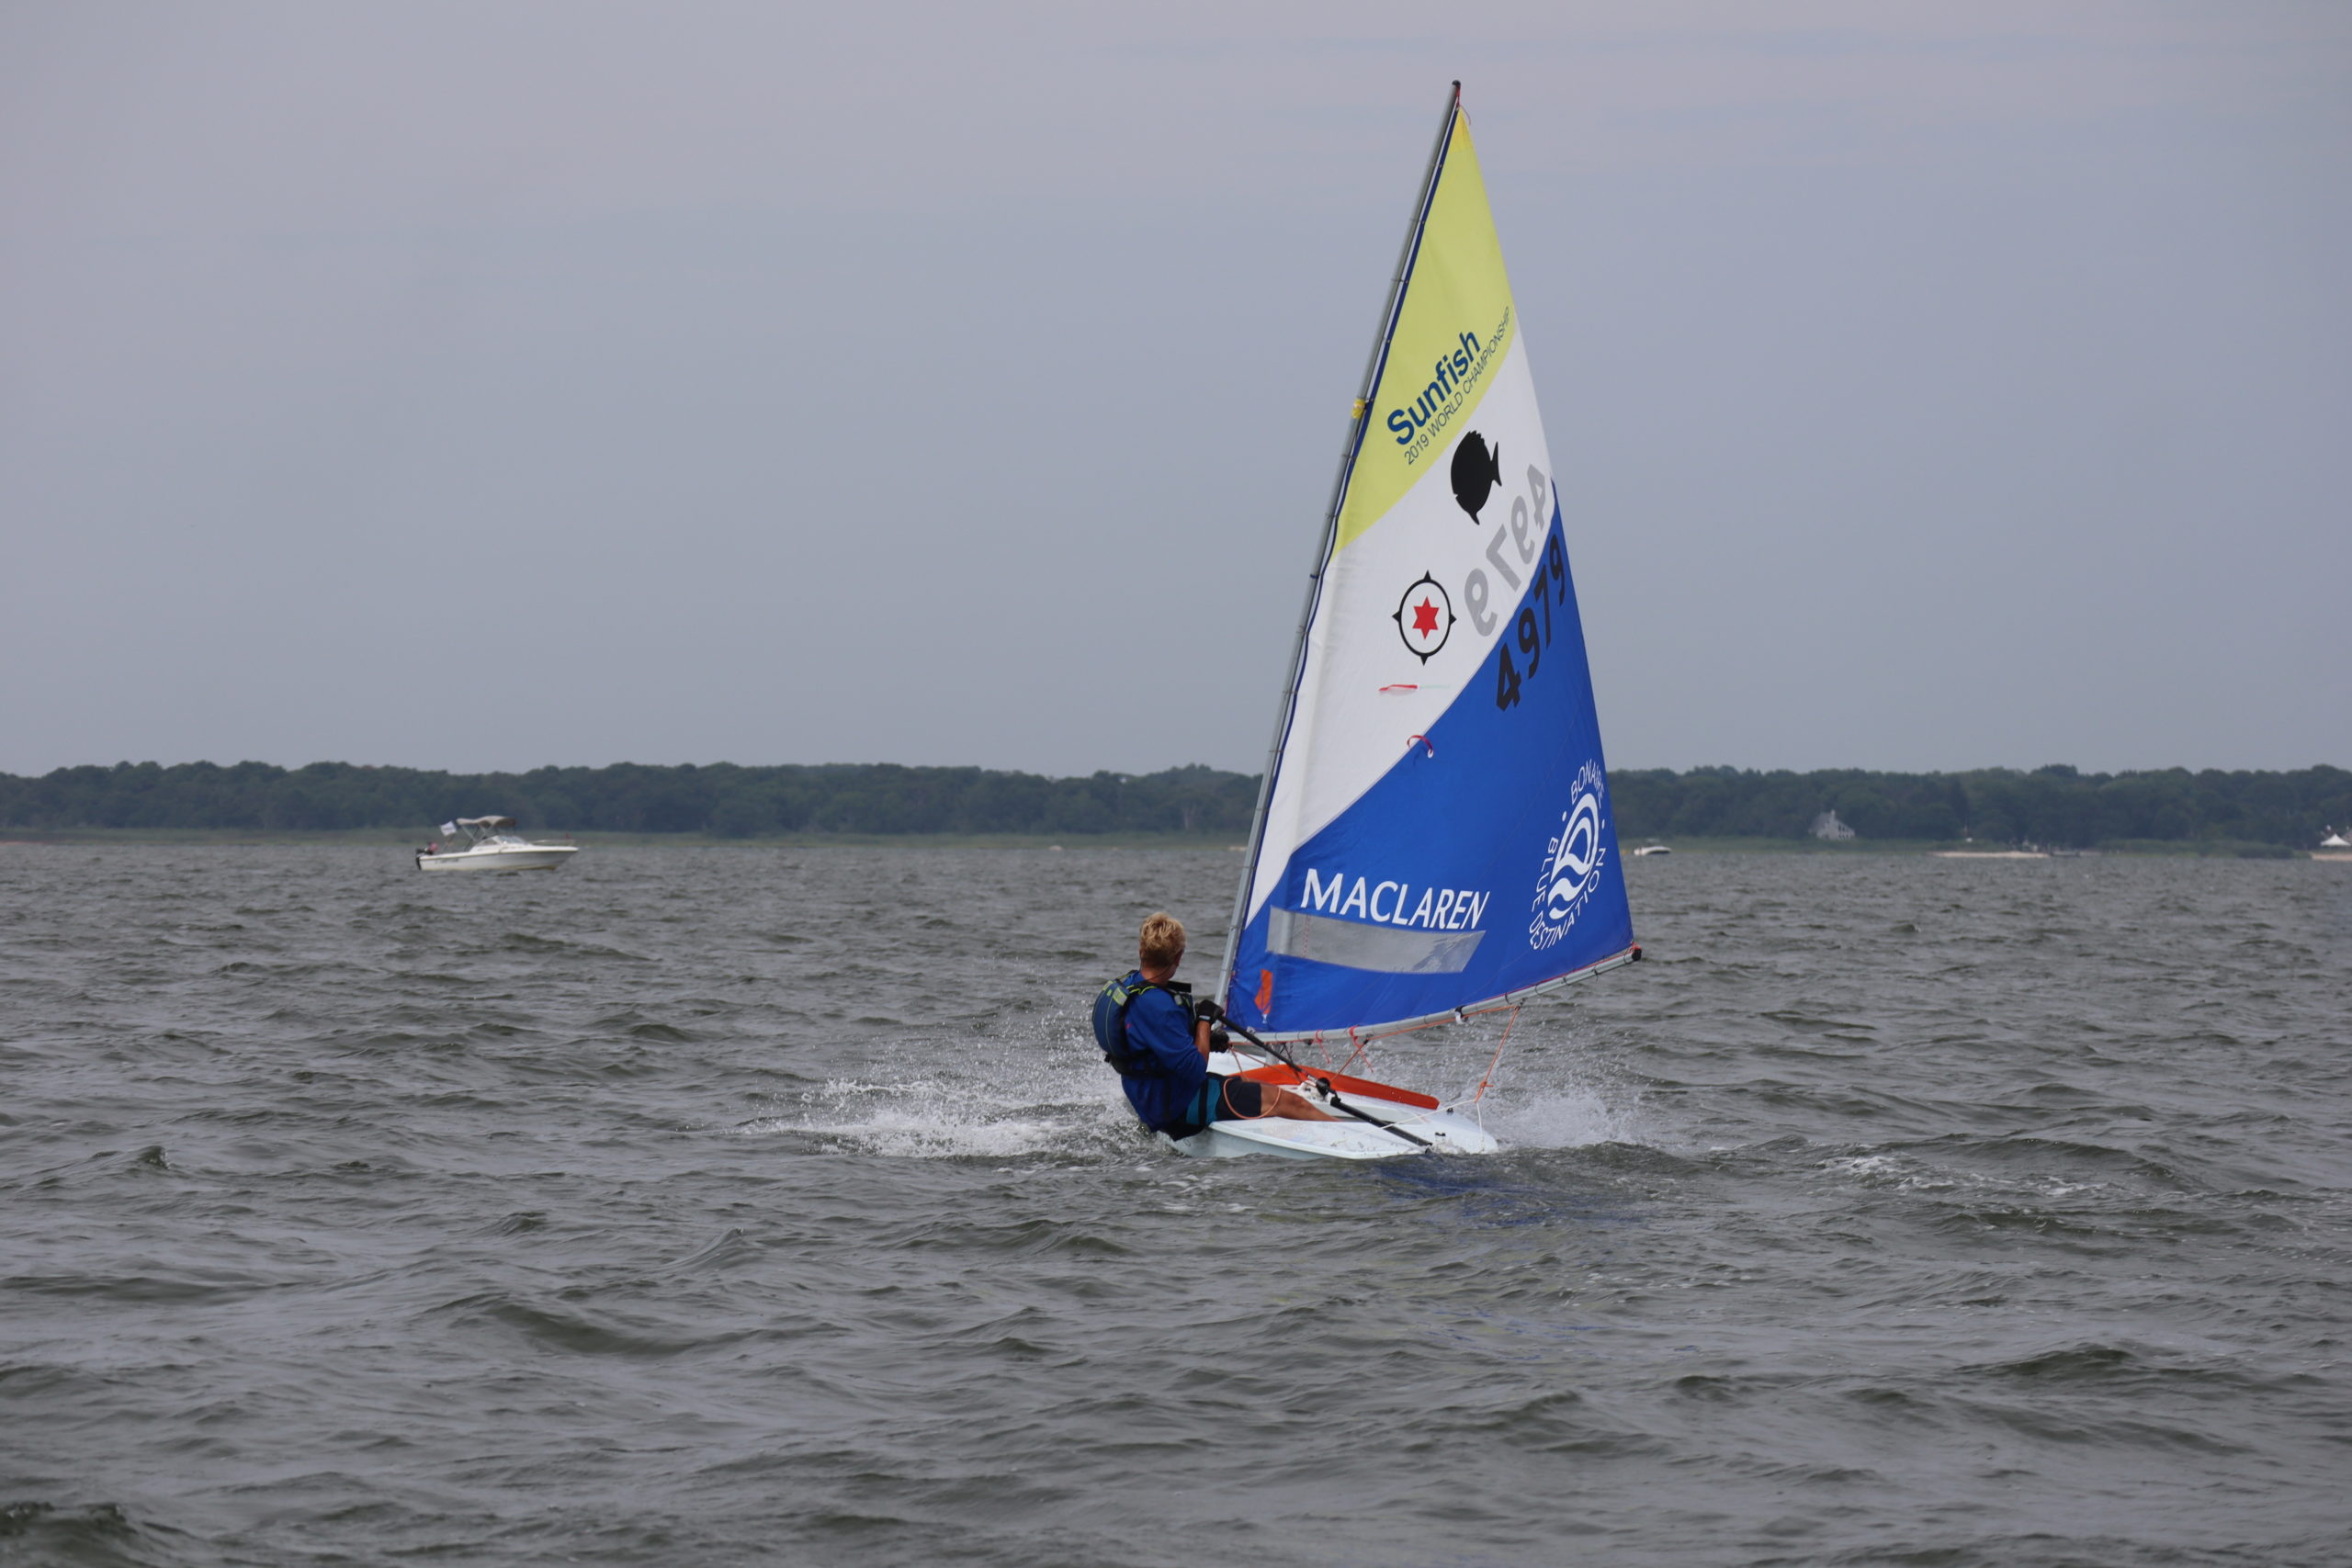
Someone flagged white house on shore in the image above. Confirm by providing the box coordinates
[1810,809,1857,841]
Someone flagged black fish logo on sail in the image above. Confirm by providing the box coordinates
[1451,432,1501,524]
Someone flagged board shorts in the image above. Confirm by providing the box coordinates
[1159,1074,1267,1140]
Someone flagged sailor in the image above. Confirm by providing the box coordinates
[1093,912,1334,1139]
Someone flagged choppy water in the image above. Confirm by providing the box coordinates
[3,844,2347,1566]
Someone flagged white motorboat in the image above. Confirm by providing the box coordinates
[415,817,578,872]
[1632,843,1672,856]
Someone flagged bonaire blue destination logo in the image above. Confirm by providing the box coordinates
[1384,307,1511,468]
[1528,760,1610,952]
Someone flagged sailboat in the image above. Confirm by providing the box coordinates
[1175,84,1640,1160]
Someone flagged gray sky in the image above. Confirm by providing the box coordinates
[5,1,2346,778]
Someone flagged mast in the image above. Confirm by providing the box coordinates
[1218,82,1464,1005]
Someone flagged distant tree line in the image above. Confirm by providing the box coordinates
[1608,763,2351,850]
[1,760,2345,848]
[0,761,1260,838]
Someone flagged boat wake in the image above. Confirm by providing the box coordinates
[733,1028,1650,1162]
[1475,1085,1647,1149]
[737,1070,1132,1160]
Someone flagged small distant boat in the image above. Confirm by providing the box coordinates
[415,817,577,873]
[1633,843,1672,857]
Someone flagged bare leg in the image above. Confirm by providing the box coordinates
[1263,1085,1338,1122]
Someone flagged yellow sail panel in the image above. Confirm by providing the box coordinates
[1334,112,1519,555]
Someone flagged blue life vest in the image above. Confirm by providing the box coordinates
[1091,973,1192,1078]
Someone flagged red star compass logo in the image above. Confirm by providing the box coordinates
[1392,572,1454,663]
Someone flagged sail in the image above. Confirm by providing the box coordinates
[1221,86,1635,1041]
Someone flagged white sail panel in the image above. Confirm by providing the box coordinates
[1244,333,1555,926]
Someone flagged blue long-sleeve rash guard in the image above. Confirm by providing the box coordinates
[1117,976,1207,1133]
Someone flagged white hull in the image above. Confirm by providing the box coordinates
[415,845,577,872]
[1161,1053,1501,1161]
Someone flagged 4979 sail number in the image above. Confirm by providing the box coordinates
[1463,464,1569,712]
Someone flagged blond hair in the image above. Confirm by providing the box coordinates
[1138,911,1186,969]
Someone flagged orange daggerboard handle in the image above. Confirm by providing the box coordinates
[1238,1064,1440,1111]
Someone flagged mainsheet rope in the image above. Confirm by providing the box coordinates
[1469,1004,1523,1130]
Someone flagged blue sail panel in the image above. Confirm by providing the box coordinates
[1226,502,1633,1037]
